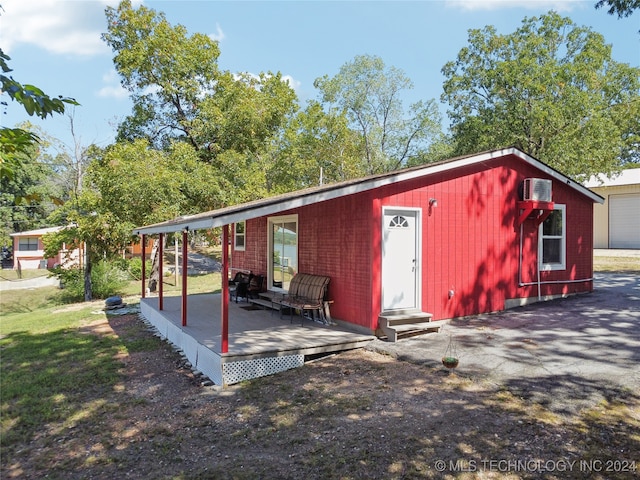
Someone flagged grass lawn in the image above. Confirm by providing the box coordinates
[593,255,640,273]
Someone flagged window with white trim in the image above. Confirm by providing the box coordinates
[234,221,246,251]
[18,237,39,251]
[539,204,566,271]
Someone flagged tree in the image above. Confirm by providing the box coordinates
[595,0,640,17]
[314,54,443,174]
[0,124,60,246]
[102,0,221,151]
[441,11,640,180]
[1,49,78,182]
[266,101,364,192]
[102,1,297,170]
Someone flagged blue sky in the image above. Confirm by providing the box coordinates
[1,0,638,152]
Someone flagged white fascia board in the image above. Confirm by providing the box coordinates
[509,149,605,204]
[133,147,604,235]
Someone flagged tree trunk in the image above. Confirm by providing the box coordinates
[148,238,160,292]
[84,244,92,301]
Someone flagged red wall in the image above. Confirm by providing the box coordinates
[231,154,595,333]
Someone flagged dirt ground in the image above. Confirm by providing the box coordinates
[4,311,638,480]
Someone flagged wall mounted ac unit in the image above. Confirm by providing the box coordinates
[523,178,552,202]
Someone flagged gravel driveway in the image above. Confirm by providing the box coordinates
[368,272,640,415]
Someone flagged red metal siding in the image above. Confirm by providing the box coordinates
[376,155,594,323]
[231,196,377,330]
[230,153,595,333]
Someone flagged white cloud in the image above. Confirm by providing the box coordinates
[208,23,225,42]
[97,69,128,99]
[446,0,579,11]
[0,0,123,56]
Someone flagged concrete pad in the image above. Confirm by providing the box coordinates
[368,272,640,415]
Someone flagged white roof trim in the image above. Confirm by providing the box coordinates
[585,168,640,188]
[10,226,64,237]
[134,147,604,235]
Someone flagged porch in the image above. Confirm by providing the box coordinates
[140,293,375,386]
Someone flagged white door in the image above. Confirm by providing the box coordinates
[382,208,420,312]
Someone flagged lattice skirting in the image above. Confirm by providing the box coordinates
[140,302,304,386]
[222,355,304,385]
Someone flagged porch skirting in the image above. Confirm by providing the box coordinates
[139,295,374,386]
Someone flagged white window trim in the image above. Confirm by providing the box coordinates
[267,214,298,292]
[234,221,246,251]
[539,204,566,271]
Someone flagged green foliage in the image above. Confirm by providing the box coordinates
[441,11,640,180]
[595,0,640,18]
[267,101,364,192]
[314,54,443,174]
[52,260,130,302]
[0,49,78,182]
[103,0,221,150]
[0,125,62,246]
[124,257,151,280]
[102,1,297,166]
[102,0,299,205]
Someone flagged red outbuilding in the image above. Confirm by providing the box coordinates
[135,147,604,384]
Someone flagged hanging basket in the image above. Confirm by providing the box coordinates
[442,333,459,369]
[442,356,459,369]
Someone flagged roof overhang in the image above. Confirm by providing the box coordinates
[133,147,605,236]
[10,226,65,237]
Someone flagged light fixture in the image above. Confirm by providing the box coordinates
[428,198,438,216]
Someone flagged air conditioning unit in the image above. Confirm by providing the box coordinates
[523,178,552,202]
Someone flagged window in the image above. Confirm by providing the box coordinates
[234,221,246,251]
[388,215,409,228]
[268,215,298,290]
[18,237,39,251]
[539,204,565,271]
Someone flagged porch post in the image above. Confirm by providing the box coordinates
[221,225,229,354]
[141,234,146,299]
[181,229,188,326]
[158,233,164,311]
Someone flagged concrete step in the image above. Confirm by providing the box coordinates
[379,316,448,343]
[379,312,433,327]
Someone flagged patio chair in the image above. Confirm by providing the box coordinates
[229,271,251,303]
[247,274,264,299]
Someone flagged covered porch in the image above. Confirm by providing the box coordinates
[140,293,375,386]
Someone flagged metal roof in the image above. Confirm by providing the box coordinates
[584,168,640,188]
[134,147,604,236]
[10,226,64,237]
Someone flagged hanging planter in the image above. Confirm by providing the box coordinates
[442,356,459,369]
[442,334,459,370]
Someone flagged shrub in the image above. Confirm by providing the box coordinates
[52,266,84,302]
[52,260,130,302]
[127,257,151,280]
[91,260,129,299]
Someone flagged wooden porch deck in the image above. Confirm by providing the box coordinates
[139,293,375,385]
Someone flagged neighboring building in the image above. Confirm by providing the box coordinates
[126,236,154,259]
[135,147,604,337]
[10,226,82,270]
[585,168,640,249]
